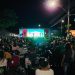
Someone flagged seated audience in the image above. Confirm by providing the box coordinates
[35,57,54,75]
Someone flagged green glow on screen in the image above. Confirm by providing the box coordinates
[27,29,44,38]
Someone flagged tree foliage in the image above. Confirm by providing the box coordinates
[0,9,18,28]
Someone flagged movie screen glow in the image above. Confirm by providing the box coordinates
[19,29,44,38]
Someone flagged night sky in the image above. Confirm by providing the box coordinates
[0,0,75,29]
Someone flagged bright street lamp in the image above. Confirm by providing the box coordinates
[44,0,61,12]
[44,0,71,37]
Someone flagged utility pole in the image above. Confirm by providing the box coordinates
[67,0,70,38]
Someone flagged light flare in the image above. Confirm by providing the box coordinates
[44,0,61,12]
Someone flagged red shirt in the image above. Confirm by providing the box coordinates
[8,55,20,68]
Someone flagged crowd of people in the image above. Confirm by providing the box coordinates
[0,36,75,75]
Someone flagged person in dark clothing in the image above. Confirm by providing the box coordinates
[61,42,74,75]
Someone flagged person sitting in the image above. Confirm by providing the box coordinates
[35,57,54,75]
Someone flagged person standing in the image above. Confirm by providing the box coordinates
[61,42,74,75]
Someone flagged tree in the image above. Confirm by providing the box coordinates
[0,9,18,29]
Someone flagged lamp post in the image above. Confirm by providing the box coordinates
[67,9,70,38]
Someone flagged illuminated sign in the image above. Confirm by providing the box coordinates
[19,29,44,38]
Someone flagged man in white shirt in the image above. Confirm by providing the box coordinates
[35,57,54,75]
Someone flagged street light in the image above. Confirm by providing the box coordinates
[38,24,41,27]
[61,20,64,35]
[44,0,71,37]
[44,0,61,12]
[61,20,64,23]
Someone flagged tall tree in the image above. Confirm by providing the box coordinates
[0,9,18,29]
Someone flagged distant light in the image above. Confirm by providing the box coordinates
[38,24,41,27]
[51,33,53,35]
[45,32,46,34]
[9,33,18,37]
[61,20,64,23]
[74,18,75,21]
